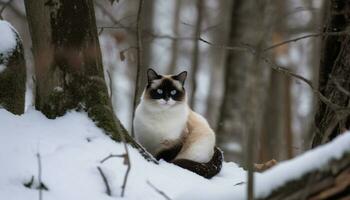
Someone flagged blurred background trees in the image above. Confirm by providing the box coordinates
[1,0,349,166]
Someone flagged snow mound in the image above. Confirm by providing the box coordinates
[0,20,17,56]
[0,108,246,200]
[1,107,349,199]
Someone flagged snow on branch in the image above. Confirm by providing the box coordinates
[255,132,350,199]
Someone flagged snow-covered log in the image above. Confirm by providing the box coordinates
[0,20,26,115]
[256,133,350,200]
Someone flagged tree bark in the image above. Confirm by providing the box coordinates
[24,0,155,162]
[0,21,26,115]
[312,0,350,148]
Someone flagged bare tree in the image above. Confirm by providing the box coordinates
[167,0,182,74]
[216,0,270,164]
[189,0,203,108]
[205,0,233,128]
[259,0,293,162]
[312,0,350,147]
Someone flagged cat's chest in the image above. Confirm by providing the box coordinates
[140,108,187,138]
[134,104,188,142]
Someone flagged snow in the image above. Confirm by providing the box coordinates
[255,132,350,198]
[0,108,246,200]
[0,107,349,200]
[0,20,17,56]
[0,20,18,73]
[0,64,6,73]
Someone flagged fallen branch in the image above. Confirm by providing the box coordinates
[257,152,350,200]
[120,137,131,197]
[97,166,111,196]
[100,153,125,164]
[147,180,172,200]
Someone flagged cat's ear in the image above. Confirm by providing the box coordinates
[173,71,187,85]
[147,68,161,83]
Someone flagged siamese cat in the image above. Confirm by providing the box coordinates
[134,68,222,178]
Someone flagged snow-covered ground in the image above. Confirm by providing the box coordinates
[0,108,246,200]
[0,108,349,200]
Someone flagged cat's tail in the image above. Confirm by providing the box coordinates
[172,147,223,179]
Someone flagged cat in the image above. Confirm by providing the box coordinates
[133,68,223,178]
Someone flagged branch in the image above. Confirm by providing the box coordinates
[147,180,172,200]
[120,137,131,197]
[93,0,131,32]
[100,153,125,164]
[100,136,132,197]
[330,76,350,97]
[106,70,113,101]
[131,0,144,138]
[263,31,350,51]
[36,153,43,200]
[198,37,350,113]
[97,166,111,196]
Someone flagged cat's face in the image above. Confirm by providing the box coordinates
[144,68,187,107]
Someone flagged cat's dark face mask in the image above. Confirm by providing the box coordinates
[145,69,187,106]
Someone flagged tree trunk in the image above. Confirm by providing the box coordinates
[216,0,270,163]
[259,0,293,162]
[312,0,350,148]
[24,0,154,162]
[204,0,233,128]
[189,0,203,109]
[167,0,182,74]
[0,20,26,115]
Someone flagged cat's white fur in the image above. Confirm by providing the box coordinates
[134,90,215,163]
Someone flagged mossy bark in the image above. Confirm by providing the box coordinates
[24,0,155,162]
[0,24,26,115]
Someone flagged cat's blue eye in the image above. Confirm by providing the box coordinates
[157,89,163,94]
[170,90,177,95]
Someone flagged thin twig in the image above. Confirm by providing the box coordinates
[93,0,131,31]
[36,153,43,200]
[330,76,350,97]
[263,31,350,51]
[107,70,113,101]
[100,153,125,164]
[199,37,350,113]
[97,166,111,196]
[120,136,131,197]
[131,0,144,138]
[146,180,172,200]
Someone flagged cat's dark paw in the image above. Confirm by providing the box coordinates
[155,142,183,162]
